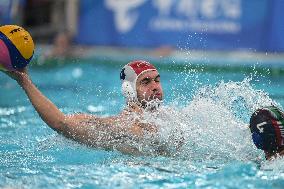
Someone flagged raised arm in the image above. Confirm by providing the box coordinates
[5,69,67,132]
[3,69,145,152]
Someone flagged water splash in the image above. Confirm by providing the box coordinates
[140,78,277,162]
[261,156,284,171]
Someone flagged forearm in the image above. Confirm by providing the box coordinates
[17,73,66,132]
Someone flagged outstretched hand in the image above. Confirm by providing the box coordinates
[1,68,28,82]
[127,101,143,115]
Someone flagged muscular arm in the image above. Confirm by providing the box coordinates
[4,69,144,151]
[15,71,66,132]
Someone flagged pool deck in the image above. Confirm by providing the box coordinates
[35,45,284,74]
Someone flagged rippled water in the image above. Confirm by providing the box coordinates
[1,61,284,188]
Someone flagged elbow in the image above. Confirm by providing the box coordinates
[47,114,70,134]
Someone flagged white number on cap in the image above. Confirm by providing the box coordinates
[256,122,267,133]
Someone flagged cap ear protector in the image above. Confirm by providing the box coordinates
[249,106,284,153]
[121,81,136,100]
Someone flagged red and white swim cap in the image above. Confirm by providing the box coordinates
[120,60,157,100]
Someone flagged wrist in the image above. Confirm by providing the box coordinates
[16,73,30,85]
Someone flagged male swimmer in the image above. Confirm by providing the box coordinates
[2,60,164,154]
[249,106,284,160]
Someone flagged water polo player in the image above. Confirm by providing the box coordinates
[2,60,164,154]
[249,106,284,160]
[120,60,163,108]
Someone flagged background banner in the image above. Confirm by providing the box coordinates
[0,0,12,24]
[76,0,284,52]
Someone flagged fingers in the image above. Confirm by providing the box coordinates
[1,68,29,81]
[127,101,143,114]
[128,102,139,109]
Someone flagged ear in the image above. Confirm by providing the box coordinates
[122,81,136,100]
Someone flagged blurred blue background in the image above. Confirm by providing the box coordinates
[76,0,284,52]
[1,0,284,52]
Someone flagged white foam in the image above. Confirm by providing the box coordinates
[139,78,276,161]
[0,106,26,116]
[261,156,284,171]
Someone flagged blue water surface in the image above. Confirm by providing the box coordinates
[1,60,284,189]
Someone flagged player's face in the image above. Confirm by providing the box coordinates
[136,70,163,106]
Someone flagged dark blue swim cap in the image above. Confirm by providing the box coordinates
[249,106,284,153]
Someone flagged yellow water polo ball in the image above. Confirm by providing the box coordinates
[0,25,34,71]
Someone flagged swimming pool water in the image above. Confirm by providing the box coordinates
[1,60,284,189]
